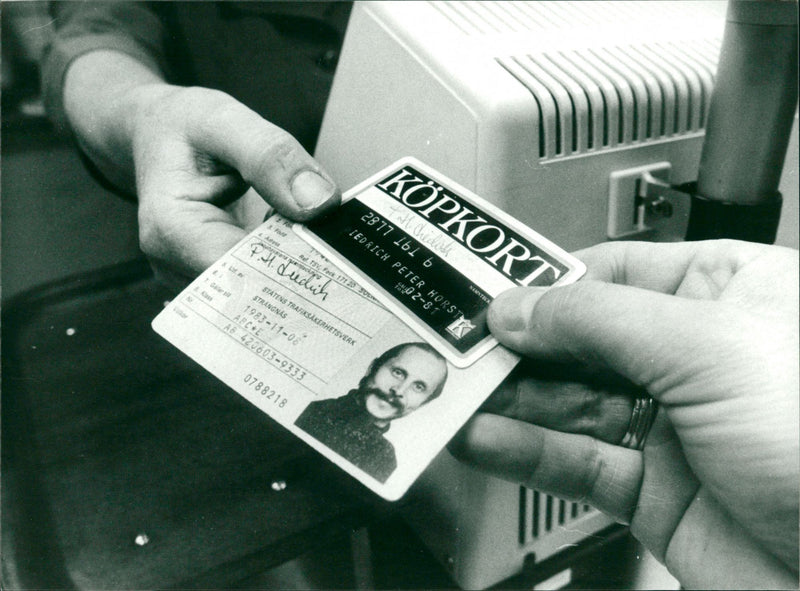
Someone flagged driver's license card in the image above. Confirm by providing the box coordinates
[152,159,584,500]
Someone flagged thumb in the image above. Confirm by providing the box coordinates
[488,281,726,395]
[186,91,340,221]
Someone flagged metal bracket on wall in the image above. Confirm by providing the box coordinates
[635,171,692,230]
[607,163,692,241]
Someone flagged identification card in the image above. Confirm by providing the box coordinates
[295,158,586,368]
[153,215,519,500]
[153,159,584,500]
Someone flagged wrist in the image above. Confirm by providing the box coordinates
[63,50,173,192]
[123,82,182,147]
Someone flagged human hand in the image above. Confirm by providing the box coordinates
[129,84,340,287]
[450,240,798,589]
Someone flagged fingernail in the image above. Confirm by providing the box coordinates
[489,287,546,332]
[291,170,335,210]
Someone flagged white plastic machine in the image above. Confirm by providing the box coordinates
[315,2,797,587]
[317,1,734,251]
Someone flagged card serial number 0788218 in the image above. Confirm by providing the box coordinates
[295,158,586,368]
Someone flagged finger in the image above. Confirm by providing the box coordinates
[139,197,250,277]
[573,240,772,297]
[139,166,271,277]
[223,187,272,233]
[450,413,643,523]
[487,280,732,397]
[664,488,799,590]
[190,151,248,207]
[186,91,340,221]
[574,240,698,291]
[482,363,638,444]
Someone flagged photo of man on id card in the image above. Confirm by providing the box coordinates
[295,342,448,483]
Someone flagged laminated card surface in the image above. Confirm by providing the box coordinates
[296,158,586,368]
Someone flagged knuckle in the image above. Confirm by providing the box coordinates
[544,281,606,363]
[543,283,579,326]
[206,90,246,122]
[447,414,492,462]
[539,282,586,335]
[177,86,228,110]
[572,387,605,434]
[579,437,605,502]
[137,217,161,259]
[577,387,604,419]
[136,202,170,260]
[248,134,306,181]
[512,378,526,415]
